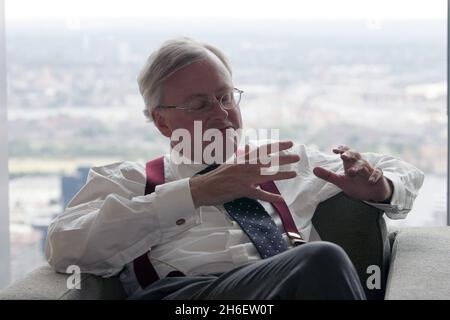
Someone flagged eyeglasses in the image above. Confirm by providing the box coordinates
[156,88,243,114]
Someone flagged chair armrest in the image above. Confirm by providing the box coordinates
[312,192,390,300]
[0,265,126,300]
[385,226,450,300]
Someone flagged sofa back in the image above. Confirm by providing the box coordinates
[0,265,126,300]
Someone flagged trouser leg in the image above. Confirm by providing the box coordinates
[131,241,366,300]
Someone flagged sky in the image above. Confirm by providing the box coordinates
[5,0,447,22]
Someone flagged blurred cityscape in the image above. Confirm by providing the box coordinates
[6,19,447,282]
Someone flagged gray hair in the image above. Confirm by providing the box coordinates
[137,37,233,122]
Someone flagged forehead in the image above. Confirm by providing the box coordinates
[161,55,233,103]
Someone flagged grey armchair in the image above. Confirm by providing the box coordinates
[1,192,450,300]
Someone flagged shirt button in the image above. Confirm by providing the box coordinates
[176,218,186,225]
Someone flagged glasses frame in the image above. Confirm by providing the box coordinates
[156,87,244,113]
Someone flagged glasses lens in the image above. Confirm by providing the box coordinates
[220,92,235,109]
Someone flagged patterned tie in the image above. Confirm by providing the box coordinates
[196,164,289,259]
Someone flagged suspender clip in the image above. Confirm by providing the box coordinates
[288,232,307,246]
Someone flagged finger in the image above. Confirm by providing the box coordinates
[341,152,357,172]
[332,145,350,154]
[347,167,368,178]
[368,167,383,184]
[250,188,284,203]
[256,141,294,157]
[263,154,300,167]
[244,141,294,165]
[341,150,362,162]
[312,167,344,189]
[279,154,301,166]
[258,170,297,182]
[347,161,371,178]
[341,151,363,173]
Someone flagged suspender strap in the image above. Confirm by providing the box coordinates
[145,156,165,194]
[133,252,159,289]
[133,156,166,289]
[260,181,306,246]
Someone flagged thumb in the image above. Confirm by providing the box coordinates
[313,167,343,188]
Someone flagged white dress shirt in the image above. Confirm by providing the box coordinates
[45,143,424,296]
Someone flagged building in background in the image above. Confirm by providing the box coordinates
[61,167,90,208]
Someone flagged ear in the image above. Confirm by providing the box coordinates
[151,109,172,138]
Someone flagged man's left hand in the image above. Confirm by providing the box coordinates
[313,145,393,203]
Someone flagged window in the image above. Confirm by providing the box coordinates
[1,0,447,288]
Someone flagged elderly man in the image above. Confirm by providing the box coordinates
[45,37,424,300]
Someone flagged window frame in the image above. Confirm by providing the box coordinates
[447,0,450,226]
[0,0,11,289]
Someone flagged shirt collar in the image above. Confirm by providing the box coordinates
[165,146,241,180]
[165,153,209,180]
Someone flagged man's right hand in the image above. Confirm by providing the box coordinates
[189,141,300,208]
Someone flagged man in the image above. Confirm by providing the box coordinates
[45,37,424,300]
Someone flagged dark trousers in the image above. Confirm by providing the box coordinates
[129,241,366,300]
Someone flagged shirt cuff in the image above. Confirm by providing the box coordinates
[364,171,409,219]
[153,178,201,242]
